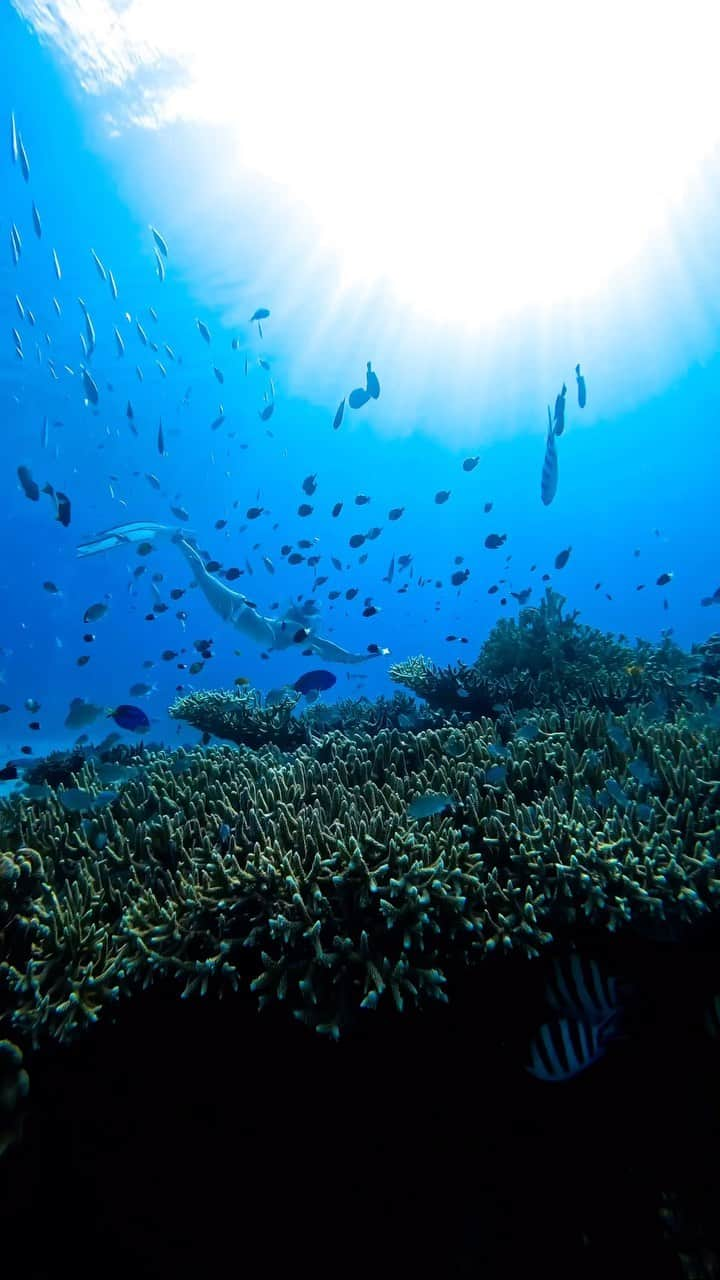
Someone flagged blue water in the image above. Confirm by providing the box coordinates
[2,5,720,763]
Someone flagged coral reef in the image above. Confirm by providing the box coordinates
[391,589,698,717]
[23,748,87,789]
[691,633,720,702]
[1,706,718,1048]
[169,687,308,750]
[302,691,441,737]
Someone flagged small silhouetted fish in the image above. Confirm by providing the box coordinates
[43,580,60,593]
[17,129,30,181]
[333,399,345,430]
[541,409,558,506]
[656,572,673,587]
[210,414,225,431]
[435,490,451,504]
[511,588,532,605]
[18,465,39,501]
[293,669,336,695]
[196,319,211,343]
[484,765,507,787]
[462,456,479,472]
[407,792,453,819]
[259,403,274,421]
[146,473,161,491]
[110,704,150,732]
[149,225,168,257]
[451,569,469,587]
[158,420,166,455]
[60,787,118,813]
[31,200,42,238]
[65,697,104,729]
[42,483,71,528]
[485,533,507,549]
[332,502,343,518]
[365,362,380,399]
[137,542,153,556]
[247,507,263,519]
[302,474,317,495]
[388,507,404,520]
[554,546,572,570]
[130,682,154,697]
[349,533,366,549]
[575,363,587,409]
[553,383,567,436]
[171,506,190,521]
[298,503,313,517]
[83,602,108,623]
[82,368,99,404]
[349,387,370,409]
[250,308,270,322]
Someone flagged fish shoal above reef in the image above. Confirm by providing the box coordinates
[1,705,719,1049]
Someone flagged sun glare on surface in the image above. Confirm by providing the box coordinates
[16,0,720,327]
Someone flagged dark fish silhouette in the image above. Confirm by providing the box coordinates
[293,669,337,695]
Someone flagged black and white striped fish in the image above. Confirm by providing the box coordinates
[545,954,620,1023]
[527,1015,616,1082]
[540,408,558,506]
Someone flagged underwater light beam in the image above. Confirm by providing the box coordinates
[15,0,720,327]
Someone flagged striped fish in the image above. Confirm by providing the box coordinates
[540,408,558,505]
[545,954,620,1023]
[527,1015,615,1082]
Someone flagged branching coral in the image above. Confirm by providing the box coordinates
[169,687,308,750]
[392,589,698,717]
[1,707,718,1046]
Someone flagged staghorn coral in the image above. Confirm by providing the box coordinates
[169,686,308,751]
[388,654,526,718]
[302,691,441,737]
[0,708,718,1047]
[23,748,87,790]
[392,589,698,717]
